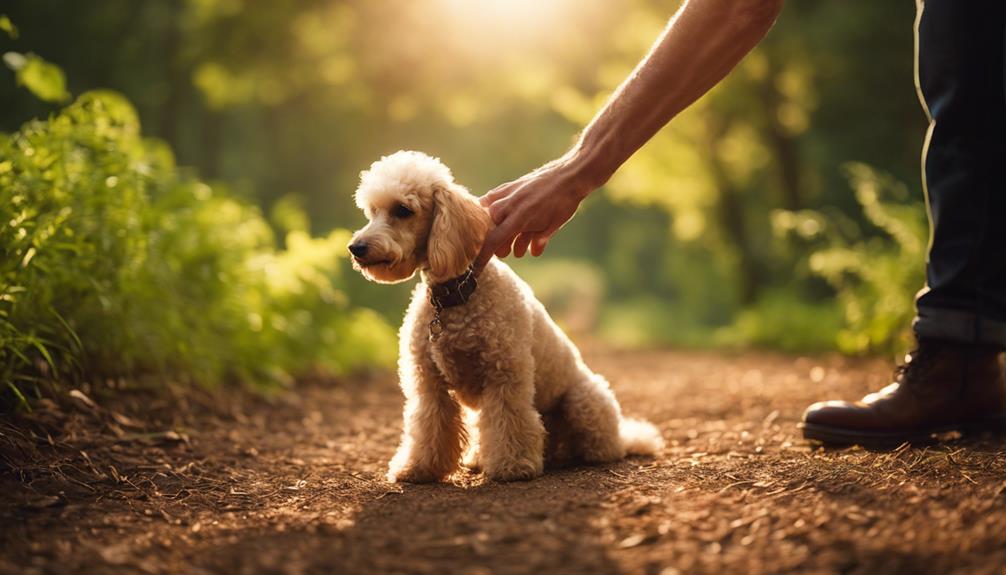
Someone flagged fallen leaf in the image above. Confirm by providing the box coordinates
[617,533,652,549]
[69,389,97,409]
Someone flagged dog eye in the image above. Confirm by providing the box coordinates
[391,203,414,219]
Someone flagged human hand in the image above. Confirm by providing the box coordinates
[473,159,597,270]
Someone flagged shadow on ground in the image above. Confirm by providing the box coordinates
[191,469,628,575]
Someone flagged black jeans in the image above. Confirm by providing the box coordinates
[913,0,1006,347]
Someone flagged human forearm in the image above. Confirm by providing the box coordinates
[566,0,785,192]
[475,0,784,266]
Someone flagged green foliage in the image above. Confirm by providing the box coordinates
[1,90,395,407]
[0,15,17,39]
[633,162,926,355]
[774,164,927,354]
[717,291,844,353]
[0,1,928,359]
[3,51,70,103]
[600,296,718,349]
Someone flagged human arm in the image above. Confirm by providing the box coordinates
[474,0,785,267]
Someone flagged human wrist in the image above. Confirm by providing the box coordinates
[554,146,610,201]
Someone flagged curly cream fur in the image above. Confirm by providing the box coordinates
[350,151,664,483]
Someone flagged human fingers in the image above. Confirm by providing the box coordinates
[479,182,517,208]
[530,235,550,257]
[513,233,533,258]
[486,198,510,225]
[481,218,521,263]
[474,218,512,270]
[473,238,496,271]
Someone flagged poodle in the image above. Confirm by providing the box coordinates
[348,151,664,482]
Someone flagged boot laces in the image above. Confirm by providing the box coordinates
[894,343,941,388]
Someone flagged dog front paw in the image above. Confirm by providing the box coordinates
[386,463,442,484]
[485,457,543,482]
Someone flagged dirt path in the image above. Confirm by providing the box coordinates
[3,347,1006,574]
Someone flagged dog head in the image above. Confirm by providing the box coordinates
[349,151,490,284]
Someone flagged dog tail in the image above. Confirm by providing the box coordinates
[619,417,665,455]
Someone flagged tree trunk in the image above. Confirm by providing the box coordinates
[704,113,760,305]
[759,57,804,211]
[158,0,186,153]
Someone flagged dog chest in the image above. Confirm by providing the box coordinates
[430,344,486,407]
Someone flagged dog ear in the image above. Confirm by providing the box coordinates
[427,182,490,280]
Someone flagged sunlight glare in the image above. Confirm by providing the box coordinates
[437,0,567,47]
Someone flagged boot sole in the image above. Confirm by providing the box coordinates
[800,415,1006,448]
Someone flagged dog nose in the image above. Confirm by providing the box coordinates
[348,242,369,258]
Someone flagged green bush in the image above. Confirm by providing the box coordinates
[0,90,395,408]
[772,163,927,355]
[716,290,844,353]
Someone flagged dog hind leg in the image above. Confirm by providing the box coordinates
[562,373,627,463]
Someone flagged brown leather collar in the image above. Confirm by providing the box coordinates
[428,266,478,311]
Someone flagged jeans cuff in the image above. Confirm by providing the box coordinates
[913,306,1006,347]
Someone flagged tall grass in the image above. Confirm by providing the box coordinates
[1,90,395,409]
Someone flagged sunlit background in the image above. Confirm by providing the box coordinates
[1,0,928,395]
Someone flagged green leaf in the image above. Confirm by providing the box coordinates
[3,51,71,103]
[5,382,30,412]
[50,307,84,353]
[25,335,58,377]
[0,15,16,39]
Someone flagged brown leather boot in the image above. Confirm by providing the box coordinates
[801,339,1006,446]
